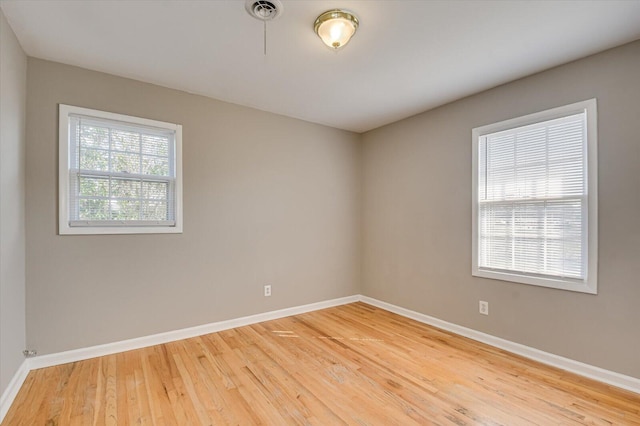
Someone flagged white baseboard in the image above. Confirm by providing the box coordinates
[2,293,638,423]
[28,295,360,370]
[0,360,30,423]
[360,295,640,395]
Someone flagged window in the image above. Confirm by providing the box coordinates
[59,104,183,235]
[472,99,597,294]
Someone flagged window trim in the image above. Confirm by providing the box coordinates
[471,99,598,294]
[59,104,183,235]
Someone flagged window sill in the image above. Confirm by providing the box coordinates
[59,223,183,235]
[472,268,597,294]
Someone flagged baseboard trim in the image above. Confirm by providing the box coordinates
[359,295,640,395]
[0,360,30,423]
[28,295,360,371]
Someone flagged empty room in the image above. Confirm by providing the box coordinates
[1,0,640,424]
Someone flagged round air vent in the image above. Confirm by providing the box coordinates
[245,0,283,21]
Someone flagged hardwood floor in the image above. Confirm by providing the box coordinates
[3,302,640,425]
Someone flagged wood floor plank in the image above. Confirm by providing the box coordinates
[3,302,639,425]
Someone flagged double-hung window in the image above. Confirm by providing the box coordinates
[472,99,597,294]
[59,104,183,234]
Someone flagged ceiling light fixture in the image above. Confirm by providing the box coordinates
[314,9,359,50]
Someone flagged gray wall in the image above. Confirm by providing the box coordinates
[0,9,27,395]
[362,40,640,379]
[26,59,361,355]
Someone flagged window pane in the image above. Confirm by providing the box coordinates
[111,178,141,199]
[142,156,169,176]
[515,164,546,199]
[486,167,515,201]
[111,152,141,174]
[142,181,168,200]
[80,148,109,171]
[479,203,513,270]
[548,159,583,197]
[110,200,140,220]
[515,128,546,167]
[546,200,583,278]
[111,129,140,152]
[80,125,109,149]
[79,176,109,197]
[142,201,168,220]
[512,202,545,274]
[79,199,109,220]
[142,134,169,157]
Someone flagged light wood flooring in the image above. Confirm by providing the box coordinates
[3,302,640,425]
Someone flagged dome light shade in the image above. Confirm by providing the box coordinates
[314,10,359,50]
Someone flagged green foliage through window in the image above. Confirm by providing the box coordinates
[70,115,175,222]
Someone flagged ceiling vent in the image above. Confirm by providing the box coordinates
[245,0,283,21]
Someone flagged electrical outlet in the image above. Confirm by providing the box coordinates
[264,285,272,297]
[479,300,489,315]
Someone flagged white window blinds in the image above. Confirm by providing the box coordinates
[472,99,598,294]
[475,108,593,287]
[68,114,177,227]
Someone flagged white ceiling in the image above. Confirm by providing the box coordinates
[2,0,640,133]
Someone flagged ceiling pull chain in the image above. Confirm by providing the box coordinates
[245,0,282,56]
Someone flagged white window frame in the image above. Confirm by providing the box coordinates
[59,104,183,235]
[472,99,598,294]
